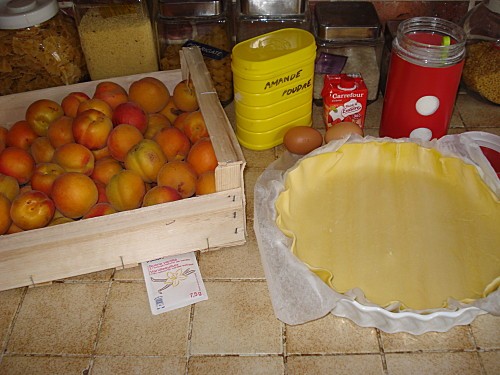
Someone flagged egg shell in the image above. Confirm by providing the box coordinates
[283,126,323,155]
[325,122,364,143]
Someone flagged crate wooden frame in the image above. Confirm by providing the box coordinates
[0,47,246,291]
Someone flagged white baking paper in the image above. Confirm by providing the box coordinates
[142,252,207,315]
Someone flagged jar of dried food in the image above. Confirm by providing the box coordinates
[461,0,500,105]
[312,1,384,105]
[0,0,88,95]
[235,0,311,43]
[155,0,233,105]
[73,0,158,80]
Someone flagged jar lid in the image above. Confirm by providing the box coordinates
[314,1,382,41]
[158,0,223,17]
[0,0,59,29]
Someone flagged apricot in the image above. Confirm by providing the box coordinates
[30,162,65,197]
[94,180,108,203]
[25,99,64,136]
[91,157,123,186]
[92,146,112,161]
[6,120,38,150]
[0,173,20,201]
[83,202,117,219]
[154,126,191,162]
[0,147,35,184]
[30,136,55,164]
[10,190,55,230]
[142,185,182,207]
[0,194,11,234]
[106,170,146,211]
[159,99,183,124]
[48,216,74,226]
[187,137,218,175]
[144,113,171,139]
[51,172,98,219]
[128,76,170,114]
[61,92,90,118]
[172,79,199,112]
[47,116,75,148]
[157,160,197,199]
[124,139,167,183]
[93,81,128,110]
[77,98,113,118]
[182,111,209,144]
[72,109,113,150]
[112,101,148,134]
[107,124,143,162]
[196,171,216,195]
[173,111,191,133]
[52,143,95,175]
[6,221,24,234]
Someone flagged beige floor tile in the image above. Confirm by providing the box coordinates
[8,283,108,355]
[61,269,114,282]
[244,168,263,219]
[188,355,284,375]
[0,288,23,348]
[470,314,500,349]
[95,282,190,356]
[365,98,383,129]
[242,147,276,169]
[0,355,90,375]
[385,352,482,375]
[479,350,500,375]
[456,95,500,128]
[468,127,500,136]
[199,226,265,279]
[190,281,282,355]
[287,354,385,375]
[113,265,145,280]
[91,355,186,375]
[380,325,475,352]
[286,314,380,354]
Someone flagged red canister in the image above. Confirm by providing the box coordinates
[380,17,466,141]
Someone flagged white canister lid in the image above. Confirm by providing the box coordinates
[0,0,59,29]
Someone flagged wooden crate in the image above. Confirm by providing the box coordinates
[0,47,246,292]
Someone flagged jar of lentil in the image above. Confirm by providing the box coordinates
[461,0,500,105]
[312,1,384,105]
[0,0,88,95]
[155,0,233,105]
[73,0,158,80]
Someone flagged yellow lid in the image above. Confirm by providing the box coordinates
[232,28,316,76]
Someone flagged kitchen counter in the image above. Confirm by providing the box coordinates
[0,92,499,375]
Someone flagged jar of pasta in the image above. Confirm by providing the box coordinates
[155,0,233,105]
[0,0,88,95]
[73,0,158,80]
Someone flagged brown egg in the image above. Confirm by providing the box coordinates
[283,126,323,155]
[324,122,364,143]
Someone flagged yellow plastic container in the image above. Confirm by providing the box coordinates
[235,85,313,120]
[231,28,316,150]
[236,114,313,150]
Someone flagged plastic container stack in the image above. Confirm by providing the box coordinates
[231,28,316,150]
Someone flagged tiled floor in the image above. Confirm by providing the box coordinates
[1,93,499,374]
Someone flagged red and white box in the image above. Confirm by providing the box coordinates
[321,73,368,130]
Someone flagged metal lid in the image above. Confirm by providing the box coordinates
[314,1,382,41]
[0,0,59,29]
[239,0,307,16]
[158,0,223,17]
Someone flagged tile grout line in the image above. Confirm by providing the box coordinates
[0,287,28,365]
[375,328,390,375]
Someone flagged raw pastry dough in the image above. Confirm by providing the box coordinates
[276,142,500,310]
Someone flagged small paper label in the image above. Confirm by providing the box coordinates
[142,252,207,315]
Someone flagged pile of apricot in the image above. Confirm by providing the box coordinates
[0,77,218,234]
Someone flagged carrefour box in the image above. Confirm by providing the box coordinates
[0,47,246,292]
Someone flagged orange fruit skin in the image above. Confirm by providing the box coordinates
[187,138,218,175]
[6,120,38,150]
[10,190,55,230]
[172,79,199,112]
[25,99,64,137]
[106,170,146,211]
[51,172,98,219]
[157,160,197,199]
[0,194,12,234]
[128,77,171,114]
[196,171,216,196]
[0,147,35,185]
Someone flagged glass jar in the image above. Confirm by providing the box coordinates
[0,0,88,95]
[73,0,158,80]
[235,0,311,43]
[461,0,500,105]
[155,0,233,105]
[312,1,384,105]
